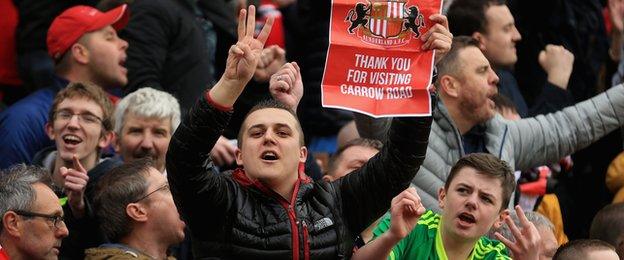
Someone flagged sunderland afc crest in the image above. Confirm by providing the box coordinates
[345,0,424,47]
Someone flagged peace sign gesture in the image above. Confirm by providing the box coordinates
[211,5,274,107]
[224,5,274,84]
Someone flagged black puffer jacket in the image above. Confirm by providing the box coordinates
[166,93,432,259]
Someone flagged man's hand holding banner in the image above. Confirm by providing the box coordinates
[322,0,447,117]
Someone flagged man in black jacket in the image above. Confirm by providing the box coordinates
[166,5,450,259]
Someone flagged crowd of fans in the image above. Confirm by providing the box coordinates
[1,0,624,259]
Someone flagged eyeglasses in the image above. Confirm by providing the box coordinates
[13,210,65,229]
[55,110,103,125]
[133,183,170,203]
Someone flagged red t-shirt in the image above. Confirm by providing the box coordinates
[0,246,10,260]
[0,0,22,86]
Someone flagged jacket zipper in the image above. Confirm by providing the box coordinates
[276,180,302,260]
[233,169,313,260]
[279,201,299,260]
[498,125,508,159]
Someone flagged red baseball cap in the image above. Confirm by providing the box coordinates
[47,4,130,60]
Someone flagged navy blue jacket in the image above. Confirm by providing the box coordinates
[0,76,67,169]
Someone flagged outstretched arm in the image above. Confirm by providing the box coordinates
[511,84,624,170]
[166,5,273,233]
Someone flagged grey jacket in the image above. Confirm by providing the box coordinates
[356,84,624,211]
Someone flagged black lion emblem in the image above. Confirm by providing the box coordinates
[346,2,370,33]
[404,6,424,38]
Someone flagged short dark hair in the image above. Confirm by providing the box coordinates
[436,36,480,82]
[327,138,383,176]
[445,153,515,211]
[237,99,304,148]
[447,0,507,36]
[589,203,624,248]
[93,158,153,242]
[554,239,616,260]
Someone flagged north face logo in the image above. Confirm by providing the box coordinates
[313,217,334,231]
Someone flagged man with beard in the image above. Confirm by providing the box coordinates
[447,0,574,117]
[352,153,541,260]
[356,36,624,212]
[113,87,181,173]
[0,4,129,169]
[33,82,120,259]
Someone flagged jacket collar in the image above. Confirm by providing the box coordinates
[232,164,312,204]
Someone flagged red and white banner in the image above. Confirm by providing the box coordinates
[322,0,442,117]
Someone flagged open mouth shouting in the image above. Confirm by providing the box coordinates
[260,150,280,162]
[119,57,127,74]
[456,212,477,229]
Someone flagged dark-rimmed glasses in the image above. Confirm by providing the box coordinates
[133,183,170,203]
[13,210,65,229]
[55,110,103,125]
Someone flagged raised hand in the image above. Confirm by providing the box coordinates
[388,187,427,240]
[538,44,574,89]
[494,206,541,260]
[254,45,287,82]
[351,187,426,260]
[421,14,453,64]
[210,136,238,166]
[211,5,274,107]
[61,155,89,218]
[224,5,274,84]
[269,62,303,111]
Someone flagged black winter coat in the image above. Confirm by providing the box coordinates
[166,93,432,259]
[120,0,236,113]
